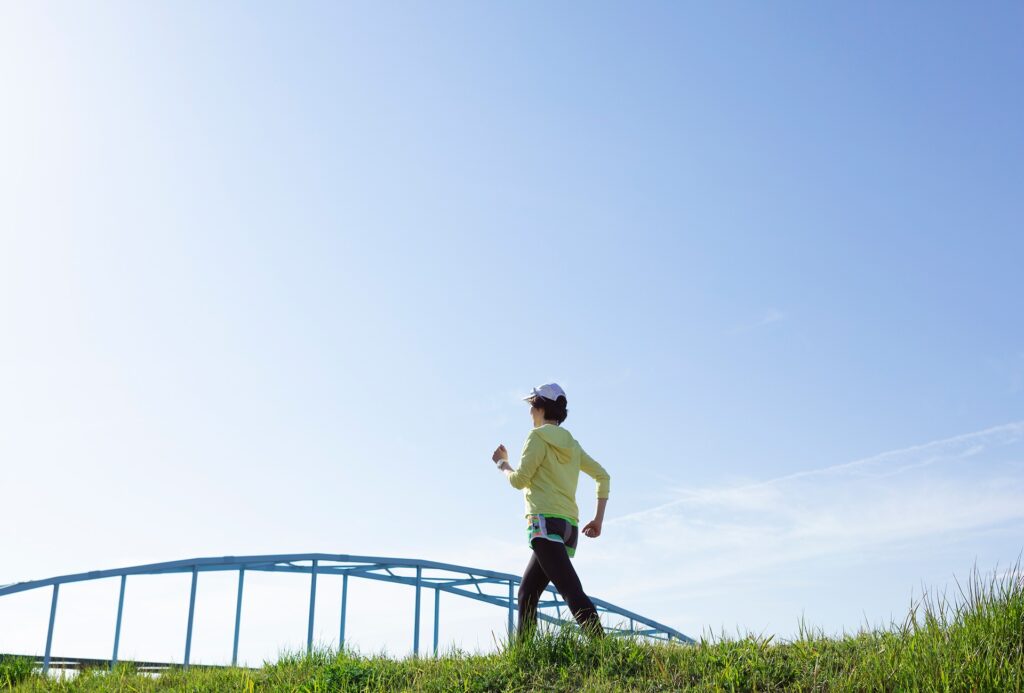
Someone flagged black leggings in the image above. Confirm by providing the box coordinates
[517,538,603,637]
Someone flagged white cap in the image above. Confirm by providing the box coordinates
[521,383,566,401]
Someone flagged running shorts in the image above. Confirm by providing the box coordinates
[526,514,579,557]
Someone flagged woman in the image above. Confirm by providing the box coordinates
[491,382,610,639]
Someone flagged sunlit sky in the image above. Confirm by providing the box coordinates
[2,2,1023,665]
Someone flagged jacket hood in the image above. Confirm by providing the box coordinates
[533,424,581,466]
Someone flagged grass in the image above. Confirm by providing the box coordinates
[3,561,1022,691]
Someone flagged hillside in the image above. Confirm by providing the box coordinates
[3,564,1021,692]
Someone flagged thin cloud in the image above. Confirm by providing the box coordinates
[613,420,1024,524]
[731,308,787,334]
[758,308,786,326]
[597,421,1024,601]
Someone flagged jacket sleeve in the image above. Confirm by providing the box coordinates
[580,447,610,498]
[508,430,545,490]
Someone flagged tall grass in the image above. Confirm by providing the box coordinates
[5,560,1022,691]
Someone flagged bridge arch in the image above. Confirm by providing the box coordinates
[0,553,693,673]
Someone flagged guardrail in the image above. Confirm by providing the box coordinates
[1,553,694,673]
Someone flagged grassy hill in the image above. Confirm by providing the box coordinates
[3,563,1021,692]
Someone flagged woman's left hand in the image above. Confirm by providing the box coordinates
[582,520,602,538]
[492,444,508,463]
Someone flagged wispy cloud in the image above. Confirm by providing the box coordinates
[731,308,787,334]
[599,421,1024,601]
[616,421,1024,524]
[758,308,786,326]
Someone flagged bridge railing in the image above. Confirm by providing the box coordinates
[0,553,694,673]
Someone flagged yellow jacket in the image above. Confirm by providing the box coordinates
[508,424,610,523]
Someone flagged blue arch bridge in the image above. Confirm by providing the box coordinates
[0,553,694,673]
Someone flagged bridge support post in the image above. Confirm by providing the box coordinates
[507,580,514,638]
[232,568,245,666]
[339,573,348,652]
[111,575,127,669]
[413,566,422,657]
[42,584,59,676]
[184,566,198,668]
[307,560,318,655]
[433,588,439,657]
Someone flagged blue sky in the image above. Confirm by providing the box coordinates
[1,2,1022,664]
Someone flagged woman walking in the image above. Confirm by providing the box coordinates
[491,382,610,639]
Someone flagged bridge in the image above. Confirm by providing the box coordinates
[0,553,694,674]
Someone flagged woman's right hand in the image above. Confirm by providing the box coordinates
[582,519,602,538]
